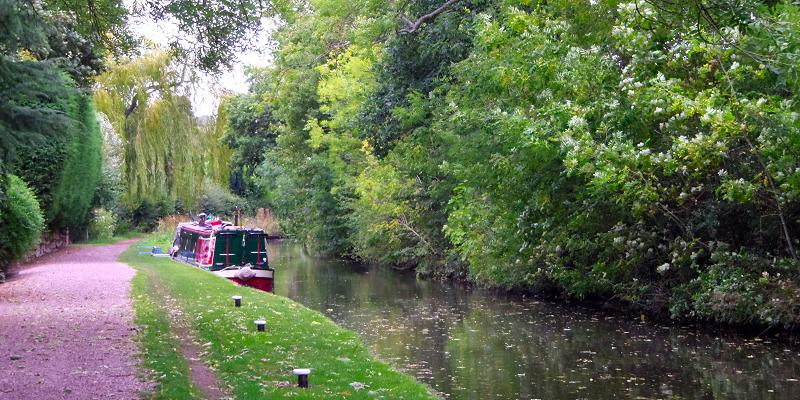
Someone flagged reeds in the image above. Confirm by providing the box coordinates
[156,214,189,234]
[242,208,282,236]
[155,208,282,236]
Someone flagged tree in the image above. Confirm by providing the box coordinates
[1,0,103,236]
[144,0,295,72]
[94,50,232,221]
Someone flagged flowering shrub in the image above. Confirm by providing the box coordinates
[223,0,800,326]
[441,1,800,326]
[88,208,117,240]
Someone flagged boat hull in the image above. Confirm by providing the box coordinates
[214,268,274,292]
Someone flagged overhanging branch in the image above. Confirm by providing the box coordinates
[399,0,462,34]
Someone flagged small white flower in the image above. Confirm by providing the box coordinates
[657,263,670,273]
[568,115,587,129]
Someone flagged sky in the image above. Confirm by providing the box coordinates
[128,8,277,116]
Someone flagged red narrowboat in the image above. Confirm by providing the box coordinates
[168,214,275,292]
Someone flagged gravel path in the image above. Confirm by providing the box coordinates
[0,241,151,399]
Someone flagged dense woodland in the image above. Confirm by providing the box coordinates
[2,0,800,328]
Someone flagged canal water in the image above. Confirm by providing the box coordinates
[269,242,800,399]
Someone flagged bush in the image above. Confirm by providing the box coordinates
[199,179,247,218]
[118,199,176,232]
[88,208,117,240]
[0,175,45,273]
[688,248,800,327]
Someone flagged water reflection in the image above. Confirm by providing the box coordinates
[270,242,800,399]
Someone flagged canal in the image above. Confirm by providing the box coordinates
[270,241,800,399]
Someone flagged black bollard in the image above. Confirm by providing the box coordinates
[255,320,266,332]
[292,368,311,388]
[232,295,242,307]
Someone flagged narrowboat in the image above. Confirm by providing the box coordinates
[168,213,275,292]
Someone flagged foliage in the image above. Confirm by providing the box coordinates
[94,112,124,210]
[88,208,117,241]
[0,175,44,272]
[204,106,233,190]
[221,91,274,196]
[1,0,104,239]
[11,91,103,234]
[222,0,800,327]
[24,0,291,74]
[94,51,233,226]
[199,178,248,218]
[42,0,136,59]
[49,95,103,233]
[142,0,294,72]
[441,0,800,325]
[119,199,177,232]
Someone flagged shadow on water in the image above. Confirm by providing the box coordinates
[270,241,800,399]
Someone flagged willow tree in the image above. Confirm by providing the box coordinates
[94,51,230,212]
[204,104,233,188]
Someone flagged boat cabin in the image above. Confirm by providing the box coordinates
[169,214,274,292]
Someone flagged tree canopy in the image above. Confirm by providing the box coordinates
[222,0,800,327]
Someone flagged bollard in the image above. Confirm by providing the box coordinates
[255,320,266,332]
[232,295,242,307]
[292,368,311,388]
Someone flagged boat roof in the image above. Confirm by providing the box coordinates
[177,220,265,235]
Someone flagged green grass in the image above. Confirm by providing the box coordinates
[131,269,202,399]
[79,231,144,245]
[121,235,437,399]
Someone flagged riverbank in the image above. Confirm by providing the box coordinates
[267,240,800,399]
[120,235,436,399]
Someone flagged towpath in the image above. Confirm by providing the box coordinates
[0,240,151,399]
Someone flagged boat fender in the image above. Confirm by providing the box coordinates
[237,266,255,281]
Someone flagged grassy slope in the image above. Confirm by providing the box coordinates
[121,236,436,399]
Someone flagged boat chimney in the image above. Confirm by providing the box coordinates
[198,213,207,227]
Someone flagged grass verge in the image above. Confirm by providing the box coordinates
[79,231,144,245]
[121,235,436,399]
[131,268,202,399]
